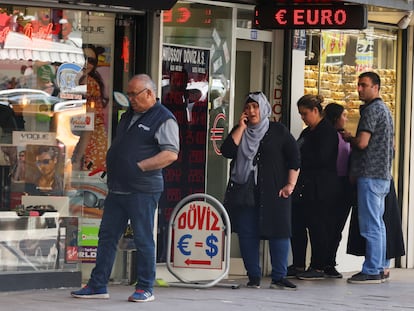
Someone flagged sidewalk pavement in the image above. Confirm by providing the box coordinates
[1,269,413,311]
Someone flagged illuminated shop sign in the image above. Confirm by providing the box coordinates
[163,4,228,28]
[254,4,367,29]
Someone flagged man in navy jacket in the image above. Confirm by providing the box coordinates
[71,74,179,302]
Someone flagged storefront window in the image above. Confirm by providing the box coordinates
[160,2,232,262]
[304,26,398,135]
[0,5,116,271]
[303,25,400,181]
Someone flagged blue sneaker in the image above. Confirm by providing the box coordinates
[71,285,109,299]
[128,289,154,302]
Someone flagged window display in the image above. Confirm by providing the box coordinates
[0,5,115,274]
[0,213,79,271]
[304,27,398,135]
[161,2,232,263]
[0,7,86,212]
[0,6,116,204]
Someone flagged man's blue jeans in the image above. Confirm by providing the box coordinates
[88,191,160,293]
[357,177,390,275]
[236,205,289,281]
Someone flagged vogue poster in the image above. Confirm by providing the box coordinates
[159,44,210,262]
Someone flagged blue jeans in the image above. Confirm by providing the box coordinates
[236,206,290,281]
[357,177,390,275]
[88,191,160,293]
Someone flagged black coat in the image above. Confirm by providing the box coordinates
[347,179,405,259]
[221,122,300,238]
[293,118,340,204]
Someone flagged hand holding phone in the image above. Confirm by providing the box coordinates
[242,112,249,125]
[239,112,249,127]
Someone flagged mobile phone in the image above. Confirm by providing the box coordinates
[244,117,249,125]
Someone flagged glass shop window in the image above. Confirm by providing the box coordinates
[304,27,398,135]
[0,6,114,218]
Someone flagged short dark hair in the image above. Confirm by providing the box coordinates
[323,102,344,126]
[359,71,381,91]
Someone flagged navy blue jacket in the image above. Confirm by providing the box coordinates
[106,101,176,193]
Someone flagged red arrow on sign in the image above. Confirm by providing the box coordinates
[185,259,211,266]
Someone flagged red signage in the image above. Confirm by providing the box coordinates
[254,4,367,30]
[163,4,225,28]
[173,201,224,270]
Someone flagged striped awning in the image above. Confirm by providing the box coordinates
[0,31,85,66]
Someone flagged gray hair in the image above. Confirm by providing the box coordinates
[131,74,157,93]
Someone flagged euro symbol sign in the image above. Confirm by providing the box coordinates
[177,7,191,23]
[177,234,191,256]
[275,9,287,25]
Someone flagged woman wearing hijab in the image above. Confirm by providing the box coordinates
[221,92,300,290]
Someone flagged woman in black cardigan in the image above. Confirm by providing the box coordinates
[290,95,340,280]
[221,92,300,290]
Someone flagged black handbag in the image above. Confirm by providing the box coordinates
[223,172,256,209]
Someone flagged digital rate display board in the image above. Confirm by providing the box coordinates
[254,4,367,30]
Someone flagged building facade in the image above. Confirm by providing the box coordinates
[0,0,413,290]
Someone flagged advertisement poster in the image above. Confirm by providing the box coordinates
[24,144,65,196]
[321,32,348,65]
[355,36,374,72]
[159,44,210,262]
[68,15,114,263]
[77,218,100,263]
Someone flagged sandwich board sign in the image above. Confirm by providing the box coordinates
[166,193,233,288]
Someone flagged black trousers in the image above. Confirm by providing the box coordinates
[291,198,332,270]
[324,177,353,267]
[291,201,307,268]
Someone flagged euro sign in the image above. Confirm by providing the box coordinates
[177,7,191,23]
[205,233,218,258]
[275,9,287,25]
[177,234,191,256]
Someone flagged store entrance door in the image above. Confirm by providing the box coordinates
[233,40,265,126]
[229,39,267,277]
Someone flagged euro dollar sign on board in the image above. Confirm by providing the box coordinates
[205,233,218,258]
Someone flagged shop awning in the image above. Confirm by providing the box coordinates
[0,32,85,66]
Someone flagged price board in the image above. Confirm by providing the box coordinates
[254,4,367,30]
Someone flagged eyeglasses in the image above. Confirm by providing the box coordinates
[126,88,148,98]
[36,159,52,166]
[249,91,263,95]
[81,190,105,209]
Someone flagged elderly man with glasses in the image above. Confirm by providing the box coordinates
[71,74,179,302]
